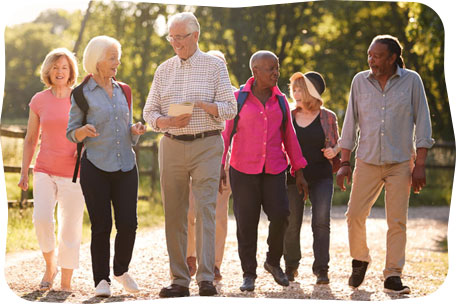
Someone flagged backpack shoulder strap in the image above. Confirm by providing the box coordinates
[236,85,248,110]
[276,94,288,131]
[70,74,91,183]
[229,85,247,143]
[117,81,132,111]
[71,75,91,118]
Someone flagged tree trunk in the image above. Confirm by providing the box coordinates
[73,1,93,54]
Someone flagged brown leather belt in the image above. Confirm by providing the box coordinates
[164,130,220,141]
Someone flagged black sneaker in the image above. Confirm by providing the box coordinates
[348,259,369,288]
[285,266,298,282]
[384,276,410,294]
[316,271,329,285]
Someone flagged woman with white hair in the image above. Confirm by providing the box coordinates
[18,48,84,292]
[66,35,146,297]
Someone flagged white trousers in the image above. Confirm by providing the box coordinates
[33,172,85,269]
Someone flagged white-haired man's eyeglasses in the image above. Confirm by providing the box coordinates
[166,33,192,42]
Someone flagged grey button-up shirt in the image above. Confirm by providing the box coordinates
[66,77,139,172]
[338,66,434,165]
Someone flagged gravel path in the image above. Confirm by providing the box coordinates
[4,206,450,302]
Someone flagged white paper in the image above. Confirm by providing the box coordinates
[167,102,194,116]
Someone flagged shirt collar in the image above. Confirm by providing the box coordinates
[176,48,202,68]
[243,76,283,97]
[366,64,403,80]
[86,76,119,91]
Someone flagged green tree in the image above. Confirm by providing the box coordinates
[2,1,451,143]
[3,23,64,120]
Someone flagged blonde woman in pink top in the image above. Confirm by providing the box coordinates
[18,48,85,292]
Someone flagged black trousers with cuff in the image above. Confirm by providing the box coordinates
[80,155,138,287]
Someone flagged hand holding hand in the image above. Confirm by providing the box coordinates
[321,147,337,159]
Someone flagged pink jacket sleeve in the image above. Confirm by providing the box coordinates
[282,97,307,172]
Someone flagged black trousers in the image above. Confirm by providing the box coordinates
[80,155,138,287]
[230,166,290,278]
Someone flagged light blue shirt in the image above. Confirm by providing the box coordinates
[338,66,434,165]
[66,77,140,172]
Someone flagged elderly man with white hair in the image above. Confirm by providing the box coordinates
[143,12,237,297]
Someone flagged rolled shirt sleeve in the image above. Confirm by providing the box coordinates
[66,94,85,143]
[338,75,360,152]
[411,72,435,149]
[212,62,237,122]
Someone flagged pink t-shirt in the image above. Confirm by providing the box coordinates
[29,89,77,178]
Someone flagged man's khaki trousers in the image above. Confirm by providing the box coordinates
[346,158,413,279]
[159,134,223,287]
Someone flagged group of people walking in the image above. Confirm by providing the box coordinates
[18,10,434,299]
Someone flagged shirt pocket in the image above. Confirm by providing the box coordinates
[357,92,377,120]
[390,90,412,114]
[119,99,130,126]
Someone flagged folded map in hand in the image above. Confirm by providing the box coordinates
[168,102,194,116]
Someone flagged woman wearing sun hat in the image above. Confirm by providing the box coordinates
[283,71,340,285]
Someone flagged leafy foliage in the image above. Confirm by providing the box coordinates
[2,1,452,142]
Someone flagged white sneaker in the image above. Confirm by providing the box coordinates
[95,279,111,297]
[114,272,140,293]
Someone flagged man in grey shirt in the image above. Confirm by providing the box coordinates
[337,35,434,294]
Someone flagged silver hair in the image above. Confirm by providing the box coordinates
[167,12,200,34]
[83,35,121,75]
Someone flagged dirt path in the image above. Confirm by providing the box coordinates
[4,206,450,302]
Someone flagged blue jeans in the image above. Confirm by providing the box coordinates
[283,177,333,274]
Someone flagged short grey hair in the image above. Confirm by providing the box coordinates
[83,35,121,74]
[249,50,278,73]
[167,12,200,34]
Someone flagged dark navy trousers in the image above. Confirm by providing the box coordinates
[230,166,289,278]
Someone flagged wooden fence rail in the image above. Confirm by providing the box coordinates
[2,126,454,207]
[2,126,158,207]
